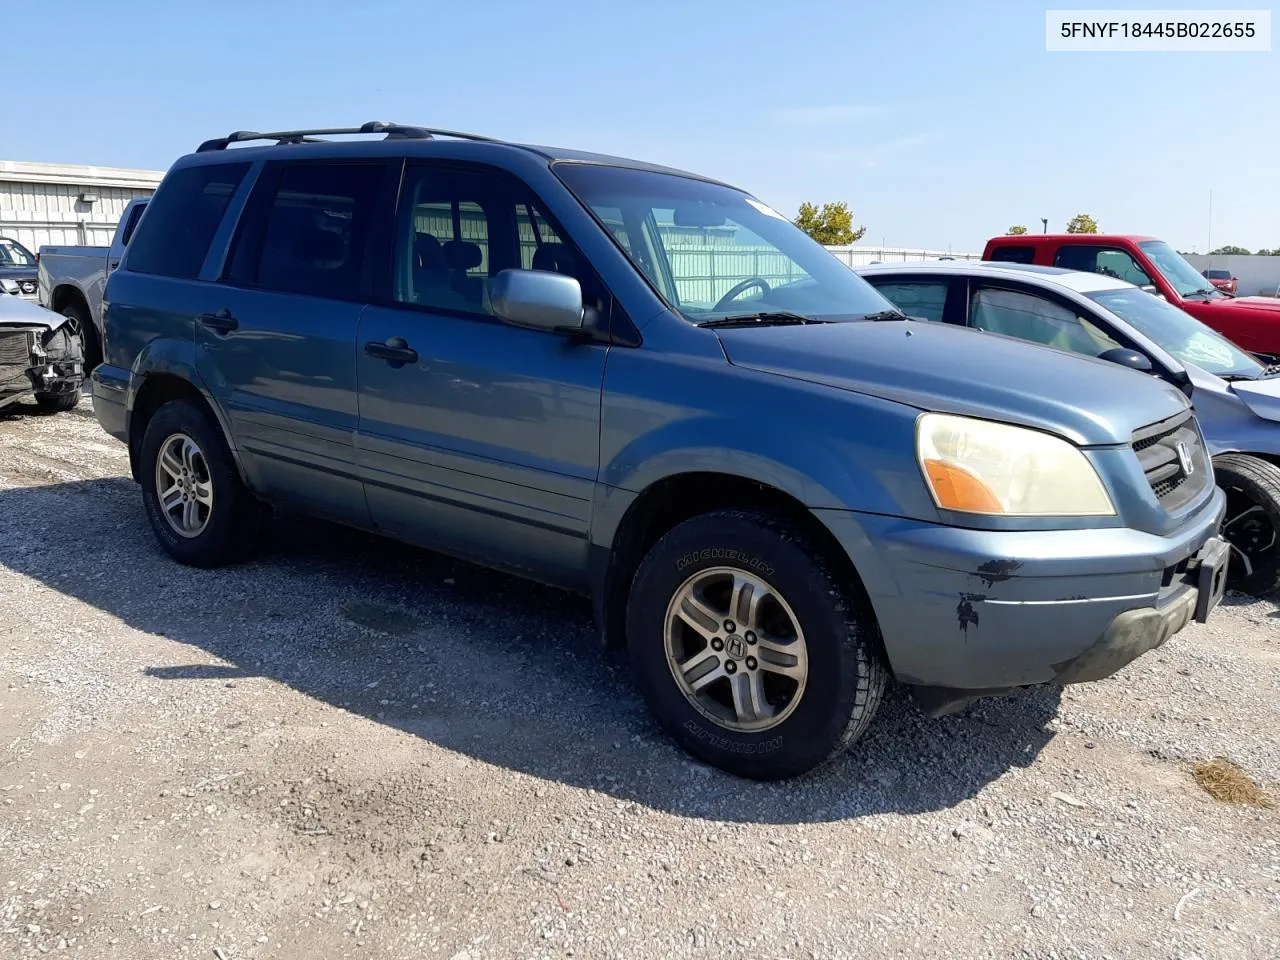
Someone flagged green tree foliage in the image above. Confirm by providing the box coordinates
[795,201,867,245]
[1210,245,1252,255]
[1065,213,1099,234]
[1258,248,1280,257]
[1007,225,1029,235]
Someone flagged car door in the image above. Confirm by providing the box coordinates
[964,281,1124,359]
[354,162,611,586]
[196,158,396,525]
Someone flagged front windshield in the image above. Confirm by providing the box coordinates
[1139,240,1223,299]
[0,240,36,267]
[1206,269,1231,280]
[1088,287,1262,378]
[553,163,897,322]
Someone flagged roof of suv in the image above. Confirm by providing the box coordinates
[182,122,740,189]
[856,259,1135,294]
[986,233,1159,245]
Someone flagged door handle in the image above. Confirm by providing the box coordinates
[198,309,238,334]
[364,337,419,366]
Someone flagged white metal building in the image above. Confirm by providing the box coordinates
[0,160,163,252]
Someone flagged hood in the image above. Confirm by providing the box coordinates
[0,292,66,331]
[1228,375,1280,423]
[715,320,1192,447]
[1201,295,1280,314]
[0,264,37,281]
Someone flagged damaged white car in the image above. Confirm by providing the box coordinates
[0,291,84,413]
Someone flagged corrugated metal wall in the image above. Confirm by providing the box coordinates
[0,169,159,252]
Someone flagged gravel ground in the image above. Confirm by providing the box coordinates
[1,392,1278,960]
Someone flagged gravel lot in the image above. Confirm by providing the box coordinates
[2,392,1278,960]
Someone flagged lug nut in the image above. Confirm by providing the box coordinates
[711,638,724,652]
[725,661,737,674]
[744,631,757,645]
[724,620,736,633]
[745,656,757,670]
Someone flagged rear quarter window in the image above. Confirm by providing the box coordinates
[987,245,1035,264]
[126,163,250,279]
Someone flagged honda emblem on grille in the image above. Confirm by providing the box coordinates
[1176,441,1195,476]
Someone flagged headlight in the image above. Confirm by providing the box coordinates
[916,413,1115,516]
[0,279,18,295]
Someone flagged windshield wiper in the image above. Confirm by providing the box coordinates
[859,309,911,322]
[697,311,824,328]
[1183,288,1218,300]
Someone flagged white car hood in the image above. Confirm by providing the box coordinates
[0,293,66,331]
[1228,375,1280,422]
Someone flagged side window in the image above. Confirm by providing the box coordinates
[119,203,147,247]
[393,165,608,319]
[869,281,948,322]
[1053,245,1153,287]
[126,163,250,279]
[231,162,385,299]
[969,285,1121,358]
[988,245,1035,264]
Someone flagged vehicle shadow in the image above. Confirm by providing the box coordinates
[0,476,1061,825]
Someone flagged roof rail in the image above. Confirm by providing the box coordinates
[195,121,499,153]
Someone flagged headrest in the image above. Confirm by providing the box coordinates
[443,240,483,271]
[414,233,445,268]
[294,227,344,263]
[532,243,575,275]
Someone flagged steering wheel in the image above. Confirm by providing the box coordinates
[713,277,771,312]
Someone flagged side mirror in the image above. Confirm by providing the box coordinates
[1098,347,1154,373]
[489,268,585,334]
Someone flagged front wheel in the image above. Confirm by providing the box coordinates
[1215,453,1280,596]
[626,509,887,780]
[34,392,80,413]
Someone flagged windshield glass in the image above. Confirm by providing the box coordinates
[1205,269,1231,279]
[1138,240,1223,299]
[1087,288,1262,378]
[553,163,896,322]
[0,239,36,267]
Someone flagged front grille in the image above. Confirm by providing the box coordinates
[17,279,36,296]
[0,331,32,365]
[1132,411,1211,513]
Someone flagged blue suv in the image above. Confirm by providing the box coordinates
[92,122,1228,779]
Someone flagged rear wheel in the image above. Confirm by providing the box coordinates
[1215,453,1280,596]
[139,398,264,567]
[626,509,887,780]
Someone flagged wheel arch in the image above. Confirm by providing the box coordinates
[127,370,249,487]
[592,471,878,653]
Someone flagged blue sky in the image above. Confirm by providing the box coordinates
[8,0,1277,252]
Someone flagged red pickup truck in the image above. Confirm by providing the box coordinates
[983,234,1280,361]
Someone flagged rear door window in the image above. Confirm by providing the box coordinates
[866,280,949,322]
[126,163,250,279]
[228,161,387,300]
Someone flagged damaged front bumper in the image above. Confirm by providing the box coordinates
[816,485,1227,714]
[0,326,84,410]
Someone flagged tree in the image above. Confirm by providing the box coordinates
[1007,225,1029,235]
[1258,248,1280,257]
[1210,245,1252,255]
[1065,214,1099,234]
[795,201,866,245]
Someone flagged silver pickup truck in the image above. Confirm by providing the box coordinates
[37,197,149,372]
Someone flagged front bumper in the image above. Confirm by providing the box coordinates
[0,328,84,409]
[816,486,1227,701]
